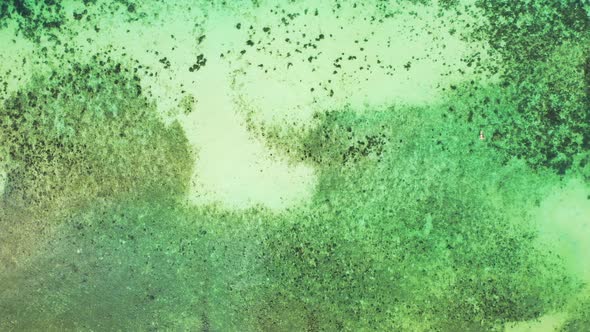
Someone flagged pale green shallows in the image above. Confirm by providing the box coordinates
[0,0,589,331]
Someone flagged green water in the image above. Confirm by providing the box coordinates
[1,0,590,331]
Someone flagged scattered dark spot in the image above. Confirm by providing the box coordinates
[159,57,171,69]
[188,54,206,72]
[13,0,32,17]
[73,10,87,20]
[43,21,62,29]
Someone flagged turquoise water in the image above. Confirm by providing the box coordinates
[1,1,590,331]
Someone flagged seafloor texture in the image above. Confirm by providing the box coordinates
[0,0,589,331]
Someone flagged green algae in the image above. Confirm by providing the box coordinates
[0,195,266,331]
[560,297,590,332]
[0,55,194,207]
[468,0,590,175]
[255,103,578,331]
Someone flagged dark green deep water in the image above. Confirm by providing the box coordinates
[1,1,590,331]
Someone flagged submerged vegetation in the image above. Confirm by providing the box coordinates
[0,56,193,207]
[467,0,590,174]
[0,0,589,331]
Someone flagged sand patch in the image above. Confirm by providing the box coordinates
[0,168,5,197]
[176,53,316,210]
[0,22,35,101]
[507,177,590,331]
[232,0,493,126]
[504,313,567,332]
[535,177,590,282]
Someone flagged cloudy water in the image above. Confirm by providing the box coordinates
[1,0,590,330]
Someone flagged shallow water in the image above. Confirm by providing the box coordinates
[1,0,589,331]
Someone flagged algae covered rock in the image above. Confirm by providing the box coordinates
[0,55,193,206]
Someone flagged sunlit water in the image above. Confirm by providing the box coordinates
[1,1,589,331]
